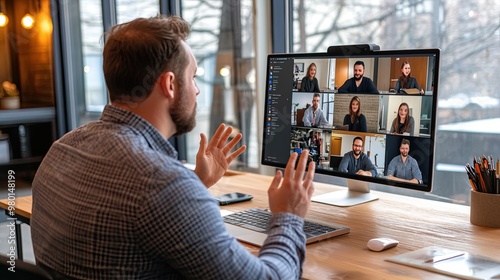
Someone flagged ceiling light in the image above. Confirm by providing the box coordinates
[0,12,8,27]
[21,12,35,29]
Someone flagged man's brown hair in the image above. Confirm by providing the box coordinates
[103,15,190,103]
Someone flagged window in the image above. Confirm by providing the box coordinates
[181,0,258,169]
[292,0,500,204]
[79,0,105,114]
[79,0,159,123]
[75,0,260,168]
[116,0,159,23]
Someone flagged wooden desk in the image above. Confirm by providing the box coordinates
[210,172,500,280]
[0,195,32,260]
[2,173,499,279]
[0,195,32,221]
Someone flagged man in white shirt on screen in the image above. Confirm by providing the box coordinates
[302,93,329,127]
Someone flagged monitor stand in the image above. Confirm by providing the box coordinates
[311,179,378,207]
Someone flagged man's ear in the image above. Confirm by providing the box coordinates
[159,72,176,100]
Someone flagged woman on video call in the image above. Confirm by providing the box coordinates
[300,63,320,92]
[343,96,367,132]
[390,102,415,136]
[395,61,424,94]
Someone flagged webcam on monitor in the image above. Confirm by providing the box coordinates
[327,44,381,56]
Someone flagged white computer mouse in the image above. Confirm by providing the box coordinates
[367,237,399,252]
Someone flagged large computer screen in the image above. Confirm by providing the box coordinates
[262,46,440,206]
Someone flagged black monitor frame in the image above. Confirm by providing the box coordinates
[261,47,440,206]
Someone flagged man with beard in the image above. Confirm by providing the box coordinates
[387,138,423,184]
[302,93,330,127]
[31,16,316,279]
[338,61,379,93]
[339,137,377,177]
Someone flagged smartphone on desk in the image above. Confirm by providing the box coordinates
[215,192,253,205]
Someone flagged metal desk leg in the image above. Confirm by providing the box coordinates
[15,220,23,261]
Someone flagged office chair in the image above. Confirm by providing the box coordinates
[0,254,52,279]
[296,108,306,126]
[330,155,343,170]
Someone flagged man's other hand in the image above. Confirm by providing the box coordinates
[195,123,246,188]
[268,150,315,218]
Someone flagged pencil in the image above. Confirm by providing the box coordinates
[469,179,477,191]
[482,155,489,169]
[467,156,500,193]
[474,161,486,193]
[496,158,499,177]
[465,165,477,191]
[495,177,500,194]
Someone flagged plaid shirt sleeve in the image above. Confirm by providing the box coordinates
[136,168,306,279]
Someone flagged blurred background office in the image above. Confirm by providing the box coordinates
[0,0,499,206]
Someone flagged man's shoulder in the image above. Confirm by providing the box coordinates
[408,155,418,163]
[56,122,178,174]
[58,122,94,139]
[360,152,370,160]
[343,151,354,158]
[389,155,401,163]
[59,123,137,152]
[341,78,355,85]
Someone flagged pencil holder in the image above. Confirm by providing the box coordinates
[470,190,500,228]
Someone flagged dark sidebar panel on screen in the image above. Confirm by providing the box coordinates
[263,57,295,165]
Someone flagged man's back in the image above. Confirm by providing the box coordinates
[31,106,199,278]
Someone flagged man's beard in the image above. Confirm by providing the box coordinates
[354,74,363,81]
[353,150,361,156]
[170,80,197,136]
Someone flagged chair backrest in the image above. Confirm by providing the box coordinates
[296,108,306,126]
[0,254,52,279]
[330,155,343,169]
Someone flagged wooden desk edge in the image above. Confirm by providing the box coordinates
[0,196,33,219]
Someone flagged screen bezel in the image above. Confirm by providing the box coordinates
[261,48,440,193]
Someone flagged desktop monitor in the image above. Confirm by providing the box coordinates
[262,46,440,206]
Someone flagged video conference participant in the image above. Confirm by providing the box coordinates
[31,15,316,280]
[338,137,377,177]
[387,138,423,184]
[395,61,424,94]
[299,62,321,92]
[308,130,323,165]
[390,102,415,136]
[302,93,329,127]
[343,96,367,132]
[338,61,379,94]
